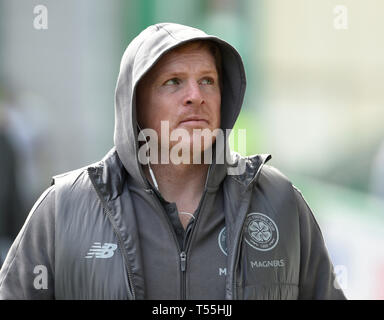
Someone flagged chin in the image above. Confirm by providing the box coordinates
[190,138,215,165]
[167,129,217,164]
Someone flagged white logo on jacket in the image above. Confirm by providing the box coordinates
[85,242,118,259]
[218,227,227,256]
[244,213,279,251]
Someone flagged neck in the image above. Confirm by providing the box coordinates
[143,162,209,213]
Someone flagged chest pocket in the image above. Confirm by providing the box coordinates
[235,210,300,300]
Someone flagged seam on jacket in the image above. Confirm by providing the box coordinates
[132,24,178,81]
[157,24,178,41]
[0,185,54,297]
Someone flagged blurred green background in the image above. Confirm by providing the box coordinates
[1,0,383,299]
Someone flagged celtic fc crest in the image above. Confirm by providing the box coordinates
[244,213,279,251]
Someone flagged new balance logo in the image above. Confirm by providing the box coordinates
[85,242,118,259]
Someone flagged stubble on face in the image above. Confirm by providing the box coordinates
[136,41,221,165]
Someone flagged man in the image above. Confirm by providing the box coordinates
[0,23,346,299]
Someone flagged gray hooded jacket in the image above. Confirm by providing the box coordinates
[0,23,346,300]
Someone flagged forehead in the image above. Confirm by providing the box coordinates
[147,42,217,77]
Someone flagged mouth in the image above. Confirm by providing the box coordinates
[179,117,209,126]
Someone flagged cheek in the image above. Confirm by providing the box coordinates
[137,90,165,129]
[136,86,151,127]
[137,105,149,128]
[212,95,221,128]
[141,97,179,138]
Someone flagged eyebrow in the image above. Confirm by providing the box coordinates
[158,69,218,79]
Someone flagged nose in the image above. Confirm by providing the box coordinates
[183,81,205,107]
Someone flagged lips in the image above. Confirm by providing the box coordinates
[179,116,209,125]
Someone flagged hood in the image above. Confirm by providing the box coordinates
[113,22,246,189]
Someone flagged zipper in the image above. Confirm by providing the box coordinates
[179,221,191,300]
[149,185,208,300]
[87,168,136,300]
[180,251,187,299]
[146,188,186,298]
[180,190,207,299]
[179,216,195,300]
[180,251,187,271]
[178,163,212,299]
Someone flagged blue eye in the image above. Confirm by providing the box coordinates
[164,78,181,85]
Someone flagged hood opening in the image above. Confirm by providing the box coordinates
[113,23,246,188]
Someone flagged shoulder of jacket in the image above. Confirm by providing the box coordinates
[50,162,97,188]
[50,148,119,193]
[259,164,291,183]
[227,152,293,185]
[51,166,86,185]
[50,152,113,188]
[256,164,297,198]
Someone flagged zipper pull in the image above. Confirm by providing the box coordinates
[180,251,187,272]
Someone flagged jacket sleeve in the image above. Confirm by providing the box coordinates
[294,186,347,300]
[0,186,55,300]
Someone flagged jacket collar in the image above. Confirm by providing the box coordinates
[228,153,272,189]
[87,147,127,203]
[88,148,272,202]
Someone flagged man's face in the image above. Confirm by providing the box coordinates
[136,41,221,161]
